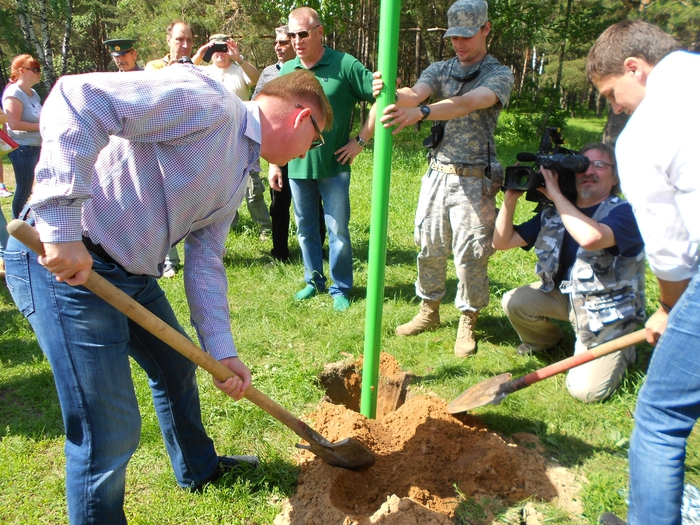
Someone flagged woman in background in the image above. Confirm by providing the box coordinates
[2,54,43,218]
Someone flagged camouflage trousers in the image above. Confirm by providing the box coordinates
[502,282,637,403]
[413,169,495,312]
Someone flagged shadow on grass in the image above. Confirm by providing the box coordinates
[215,456,301,498]
[0,368,63,439]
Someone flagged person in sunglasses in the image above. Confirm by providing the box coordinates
[4,67,331,524]
[2,54,43,219]
[493,143,645,403]
[253,25,326,263]
[270,6,376,312]
[377,0,513,357]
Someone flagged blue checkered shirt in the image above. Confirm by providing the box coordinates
[30,65,262,360]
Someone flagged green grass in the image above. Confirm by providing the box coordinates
[1,117,698,524]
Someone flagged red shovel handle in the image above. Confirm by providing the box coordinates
[507,328,647,394]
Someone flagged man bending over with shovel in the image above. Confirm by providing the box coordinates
[493,142,646,403]
[4,66,331,525]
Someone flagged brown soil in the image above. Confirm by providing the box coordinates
[275,354,584,525]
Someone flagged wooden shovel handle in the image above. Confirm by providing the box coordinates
[7,220,315,442]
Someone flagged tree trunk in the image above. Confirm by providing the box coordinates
[60,0,73,77]
[602,108,630,146]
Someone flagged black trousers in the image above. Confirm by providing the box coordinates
[269,164,325,262]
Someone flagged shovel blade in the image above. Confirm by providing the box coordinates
[296,436,376,470]
[447,373,513,414]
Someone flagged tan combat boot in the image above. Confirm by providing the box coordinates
[454,310,478,357]
[395,300,440,336]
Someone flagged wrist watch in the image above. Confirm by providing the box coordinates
[355,135,367,148]
[419,105,431,121]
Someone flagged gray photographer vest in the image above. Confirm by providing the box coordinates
[534,196,646,346]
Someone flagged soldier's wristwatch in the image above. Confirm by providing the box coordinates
[419,105,431,121]
[355,135,367,148]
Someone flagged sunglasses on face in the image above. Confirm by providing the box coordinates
[295,103,324,150]
[26,67,41,74]
[287,25,320,41]
[275,40,291,46]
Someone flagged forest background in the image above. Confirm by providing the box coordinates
[2,0,700,139]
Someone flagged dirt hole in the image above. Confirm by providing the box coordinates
[274,353,584,525]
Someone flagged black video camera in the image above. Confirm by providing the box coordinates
[503,127,590,203]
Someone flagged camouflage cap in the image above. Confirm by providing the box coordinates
[209,34,232,43]
[444,0,489,39]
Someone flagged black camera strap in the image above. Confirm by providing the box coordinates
[426,55,491,153]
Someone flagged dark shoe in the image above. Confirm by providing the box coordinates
[516,337,562,356]
[517,343,534,356]
[163,261,178,278]
[192,455,260,491]
[599,512,626,525]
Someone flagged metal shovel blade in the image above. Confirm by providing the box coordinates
[447,373,513,414]
[296,426,376,470]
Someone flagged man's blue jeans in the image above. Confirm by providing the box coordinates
[289,172,352,298]
[4,236,219,525]
[8,145,40,219]
[628,271,700,525]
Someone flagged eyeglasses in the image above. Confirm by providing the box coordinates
[275,40,291,46]
[295,103,324,150]
[449,56,483,83]
[287,25,320,41]
[590,160,614,170]
[25,67,41,75]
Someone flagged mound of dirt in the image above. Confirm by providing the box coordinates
[274,395,578,525]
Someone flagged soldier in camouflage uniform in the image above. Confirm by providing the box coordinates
[378,0,514,357]
[493,143,646,402]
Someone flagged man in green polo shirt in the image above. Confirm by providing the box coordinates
[269,6,375,311]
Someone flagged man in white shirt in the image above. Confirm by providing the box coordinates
[587,20,698,525]
[194,35,271,238]
[193,34,260,101]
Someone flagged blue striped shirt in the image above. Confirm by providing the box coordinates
[30,65,262,360]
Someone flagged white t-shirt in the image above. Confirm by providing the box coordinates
[201,63,252,101]
[616,51,700,281]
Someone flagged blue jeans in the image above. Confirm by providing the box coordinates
[289,172,352,298]
[4,236,219,525]
[8,145,40,219]
[628,271,700,525]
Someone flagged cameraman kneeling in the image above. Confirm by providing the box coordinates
[493,143,646,402]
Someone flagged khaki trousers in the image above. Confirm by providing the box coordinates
[502,282,636,403]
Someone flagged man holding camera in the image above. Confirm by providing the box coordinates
[192,35,271,238]
[587,20,700,525]
[193,34,261,100]
[493,143,645,402]
[378,0,513,356]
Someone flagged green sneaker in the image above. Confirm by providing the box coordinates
[333,295,350,312]
[294,285,317,301]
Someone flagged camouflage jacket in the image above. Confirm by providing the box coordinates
[417,54,514,166]
[534,196,646,346]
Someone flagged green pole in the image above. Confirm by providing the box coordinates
[360,0,401,419]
